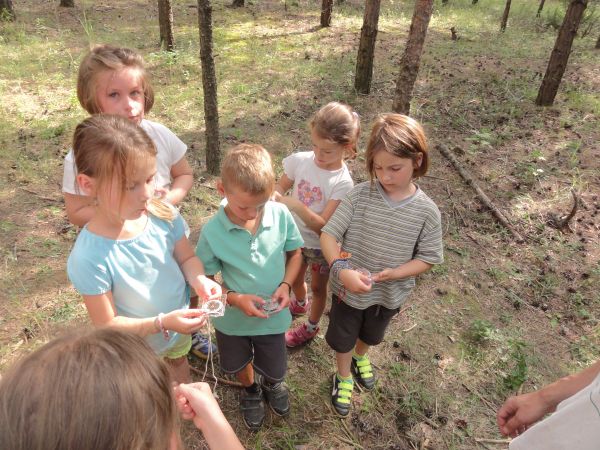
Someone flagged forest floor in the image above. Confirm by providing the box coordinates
[0,0,599,449]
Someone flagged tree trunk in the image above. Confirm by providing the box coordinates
[537,0,546,17]
[472,0,478,4]
[321,0,333,27]
[354,0,381,94]
[392,0,434,115]
[158,0,175,52]
[0,0,16,21]
[536,0,588,106]
[197,0,221,175]
[500,0,511,32]
[231,0,244,7]
[596,34,600,49]
[60,0,74,7]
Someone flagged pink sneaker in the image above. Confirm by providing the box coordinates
[285,323,319,347]
[289,294,311,316]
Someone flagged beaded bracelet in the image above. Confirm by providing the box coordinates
[156,313,170,341]
[330,259,353,281]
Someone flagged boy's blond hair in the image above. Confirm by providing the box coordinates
[77,44,154,115]
[221,144,275,195]
[366,113,430,179]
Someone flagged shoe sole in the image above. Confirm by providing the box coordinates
[329,402,350,418]
[266,402,290,417]
[285,336,316,348]
[242,418,264,432]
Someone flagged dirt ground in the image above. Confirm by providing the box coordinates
[0,1,599,449]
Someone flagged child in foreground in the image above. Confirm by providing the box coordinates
[66,115,221,384]
[0,328,243,450]
[274,102,358,347]
[62,44,215,358]
[320,114,444,416]
[196,144,304,431]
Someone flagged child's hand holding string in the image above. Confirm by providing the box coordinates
[339,269,372,294]
[163,309,207,334]
[271,282,291,312]
[192,275,222,302]
[227,292,269,319]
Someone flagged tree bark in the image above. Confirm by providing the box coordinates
[0,0,16,21]
[536,0,588,106]
[354,0,381,94]
[321,0,333,27]
[537,0,546,17]
[472,0,478,4]
[60,0,74,7]
[197,0,221,174]
[596,34,600,49]
[392,0,434,115]
[499,0,512,32]
[231,0,244,7]
[158,0,175,52]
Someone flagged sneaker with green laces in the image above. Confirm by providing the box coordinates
[351,355,376,390]
[331,373,353,417]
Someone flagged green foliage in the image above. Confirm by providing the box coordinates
[465,319,497,345]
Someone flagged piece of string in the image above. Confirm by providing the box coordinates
[202,317,219,397]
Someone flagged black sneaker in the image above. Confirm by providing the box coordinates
[261,379,291,416]
[331,373,353,417]
[240,387,265,431]
[351,355,376,391]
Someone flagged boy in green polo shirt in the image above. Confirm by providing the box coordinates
[196,144,304,431]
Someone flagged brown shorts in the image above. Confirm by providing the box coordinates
[325,294,400,353]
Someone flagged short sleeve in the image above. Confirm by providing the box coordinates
[67,251,112,296]
[171,210,186,242]
[62,150,82,195]
[329,175,354,201]
[414,205,444,265]
[282,153,301,180]
[195,228,222,276]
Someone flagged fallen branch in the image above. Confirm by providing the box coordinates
[475,438,511,445]
[436,144,525,243]
[189,366,243,387]
[19,187,63,204]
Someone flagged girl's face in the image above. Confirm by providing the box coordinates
[96,68,145,125]
[311,129,348,171]
[98,158,156,222]
[372,149,422,197]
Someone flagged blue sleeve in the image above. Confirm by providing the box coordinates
[172,211,186,242]
[67,248,111,296]
[195,227,222,276]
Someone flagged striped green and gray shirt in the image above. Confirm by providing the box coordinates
[322,181,443,310]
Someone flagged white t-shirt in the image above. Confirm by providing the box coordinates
[62,119,187,194]
[509,371,600,450]
[282,151,353,249]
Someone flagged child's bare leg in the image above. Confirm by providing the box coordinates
[166,355,191,384]
[336,349,353,378]
[307,268,328,323]
[354,339,370,357]
[291,261,308,300]
[236,362,255,387]
[189,295,199,309]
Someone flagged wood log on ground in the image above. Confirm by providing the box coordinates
[436,143,525,243]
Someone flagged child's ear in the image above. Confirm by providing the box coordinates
[76,174,96,196]
[216,179,226,197]
[414,152,424,169]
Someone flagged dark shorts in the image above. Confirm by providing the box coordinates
[325,294,400,353]
[215,330,287,383]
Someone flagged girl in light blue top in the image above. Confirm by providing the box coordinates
[67,114,221,383]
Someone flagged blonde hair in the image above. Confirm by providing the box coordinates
[77,44,154,115]
[0,328,178,450]
[310,102,361,158]
[72,114,173,221]
[366,113,430,179]
[221,143,275,195]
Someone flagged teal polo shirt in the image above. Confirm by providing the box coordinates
[196,201,303,336]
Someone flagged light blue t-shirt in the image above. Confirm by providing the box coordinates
[67,212,189,354]
[196,201,304,336]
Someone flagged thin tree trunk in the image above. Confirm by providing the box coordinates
[500,0,511,32]
[158,0,175,52]
[355,0,381,94]
[60,0,75,7]
[536,0,588,106]
[231,0,244,7]
[596,34,600,49]
[537,0,546,17]
[0,0,16,21]
[197,0,221,174]
[321,0,333,27]
[392,0,434,115]
[472,0,478,4]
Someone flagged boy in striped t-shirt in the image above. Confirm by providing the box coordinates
[321,114,444,417]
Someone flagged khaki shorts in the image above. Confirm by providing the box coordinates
[162,333,192,360]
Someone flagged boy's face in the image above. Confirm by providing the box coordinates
[218,181,270,224]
